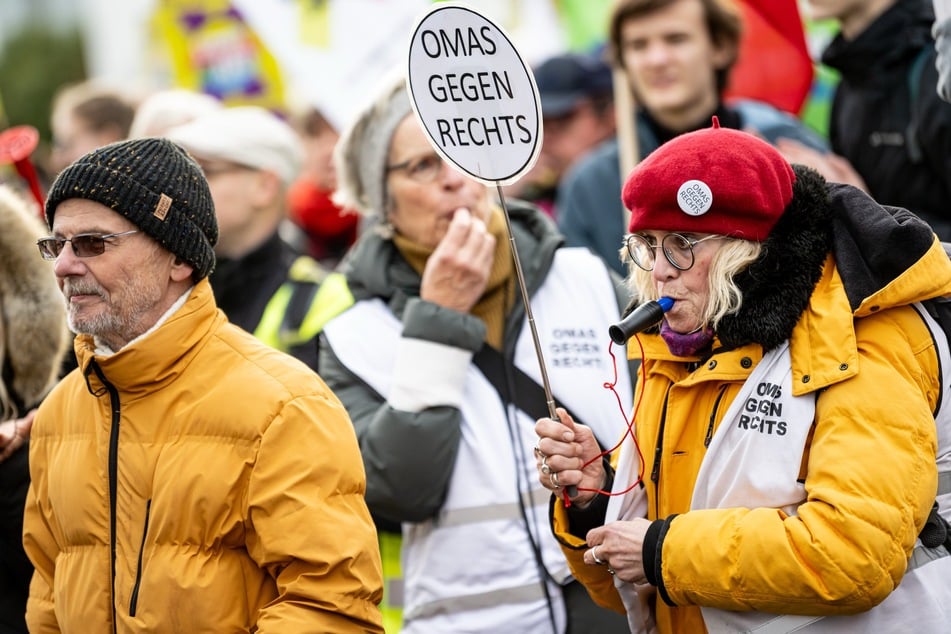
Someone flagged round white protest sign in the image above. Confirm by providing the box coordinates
[406,4,542,185]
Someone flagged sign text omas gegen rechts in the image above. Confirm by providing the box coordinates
[418,26,532,149]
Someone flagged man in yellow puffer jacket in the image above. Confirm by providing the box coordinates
[23,137,383,633]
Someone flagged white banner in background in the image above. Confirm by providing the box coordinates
[223,0,566,132]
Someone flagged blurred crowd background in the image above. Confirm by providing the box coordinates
[0,0,837,191]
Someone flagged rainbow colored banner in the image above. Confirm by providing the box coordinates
[150,0,287,113]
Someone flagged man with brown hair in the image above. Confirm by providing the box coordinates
[557,0,826,275]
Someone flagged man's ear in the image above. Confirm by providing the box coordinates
[170,257,194,282]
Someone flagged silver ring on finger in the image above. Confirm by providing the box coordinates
[592,546,605,565]
[549,471,561,489]
[541,455,551,475]
[534,445,545,460]
[607,566,616,575]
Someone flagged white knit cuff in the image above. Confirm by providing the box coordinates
[388,337,472,412]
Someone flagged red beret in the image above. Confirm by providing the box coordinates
[623,121,795,241]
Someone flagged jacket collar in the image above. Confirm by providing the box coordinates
[77,279,223,396]
[717,166,833,352]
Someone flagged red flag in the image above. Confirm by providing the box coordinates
[724,0,814,115]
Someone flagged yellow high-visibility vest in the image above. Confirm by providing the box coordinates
[253,256,353,355]
[380,530,403,633]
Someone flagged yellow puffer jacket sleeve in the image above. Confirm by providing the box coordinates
[248,390,384,632]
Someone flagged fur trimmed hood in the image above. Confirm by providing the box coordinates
[0,186,69,416]
[717,165,831,351]
[717,164,946,352]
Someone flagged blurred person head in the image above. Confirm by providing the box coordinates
[286,104,359,263]
[167,106,303,259]
[534,52,616,182]
[49,81,136,174]
[41,137,217,351]
[128,88,222,138]
[291,105,340,191]
[607,0,742,132]
[334,77,491,250]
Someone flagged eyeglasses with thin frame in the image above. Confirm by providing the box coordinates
[386,152,447,183]
[625,232,725,271]
[36,230,141,261]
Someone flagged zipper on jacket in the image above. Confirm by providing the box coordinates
[650,387,672,518]
[129,499,151,616]
[704,385,729,448]
[88,360,122,634]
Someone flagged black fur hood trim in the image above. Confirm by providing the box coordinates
[717,165,832,352]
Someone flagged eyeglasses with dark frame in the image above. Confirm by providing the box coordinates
[386,152,447,183]
[624,232,725,271]
[36,230,141,261]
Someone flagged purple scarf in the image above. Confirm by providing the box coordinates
[660,319,714,357]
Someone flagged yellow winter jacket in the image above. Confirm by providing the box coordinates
[24,279,383,633]
[555,240,951,633]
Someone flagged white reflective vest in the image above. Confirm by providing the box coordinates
[324,248,632,633]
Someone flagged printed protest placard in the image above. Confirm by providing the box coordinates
[407,4,542,185]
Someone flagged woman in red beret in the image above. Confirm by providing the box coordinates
[535,120,951,633]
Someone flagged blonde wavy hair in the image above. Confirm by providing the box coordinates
[620,235,762,332]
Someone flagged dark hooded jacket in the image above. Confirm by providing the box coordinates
[824,0,951,239]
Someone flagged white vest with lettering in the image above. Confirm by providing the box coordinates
[324,248,631,633]
[608,340,951,633]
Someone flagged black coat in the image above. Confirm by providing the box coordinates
[824,0,951,239]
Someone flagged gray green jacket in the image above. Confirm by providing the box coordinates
[318,200,632,523]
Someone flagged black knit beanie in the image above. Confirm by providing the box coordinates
[45,137,218,280]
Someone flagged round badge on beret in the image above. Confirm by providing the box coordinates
[677,179,713,216]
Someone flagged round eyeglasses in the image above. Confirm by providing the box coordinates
[386,152,447,183]
[625,233,724,271]
[37,230,140,261]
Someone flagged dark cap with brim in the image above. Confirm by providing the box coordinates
[534,52,613,119]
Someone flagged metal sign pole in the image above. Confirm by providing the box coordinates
[406,4,575,496]
[495,184,558,419]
